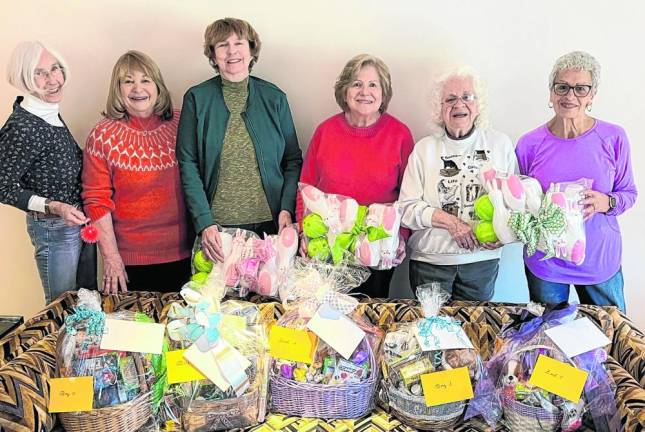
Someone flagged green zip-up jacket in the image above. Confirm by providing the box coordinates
[176,75,303,234]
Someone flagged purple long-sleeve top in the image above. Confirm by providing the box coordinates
[515,119,637,284]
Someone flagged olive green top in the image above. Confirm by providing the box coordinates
[211,78,272,224]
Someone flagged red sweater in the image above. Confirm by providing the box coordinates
[82,110,191,265]
[296,113,414,226]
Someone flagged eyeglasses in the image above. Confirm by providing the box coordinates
[443,93,477,106]
[552,82,592,97]
[34,64,64,81]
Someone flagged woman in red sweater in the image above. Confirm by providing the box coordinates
[296,54,414,298]
[82,51,191,294]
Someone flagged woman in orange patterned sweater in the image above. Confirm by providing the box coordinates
[82,51,191,294]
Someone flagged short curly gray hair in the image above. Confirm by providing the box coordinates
[429,66,490,135]
[549,51,601,90]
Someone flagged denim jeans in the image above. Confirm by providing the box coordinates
[409,259,500,301]
[525,267,626,313]
[26,214,83,304]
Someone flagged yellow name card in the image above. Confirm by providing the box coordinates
[529,354,588,402]
[166,349,206,384]
[269,325,317,364]
[420,367,474,407]
[48,377,94,413]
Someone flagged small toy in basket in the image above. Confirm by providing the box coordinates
[466,303,620,432]
[269,258,383,419]
[164,270,269,431]
[300,183,402,269]
[54,289,164,432]
[379,283,483,430]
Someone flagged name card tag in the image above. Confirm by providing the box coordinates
[166,349,206,384]
[269,325,317,364]
[48,377,94,413]
[306,304,365,360]
[420,366,474,407]
[99,318,165,354]
[529,354,588,402]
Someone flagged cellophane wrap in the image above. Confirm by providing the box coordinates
[163,267,270,431]
[465,303,620,432]
[299,182,401,269]
[381,283,483,413]
[57,288,161,411]
[190,225,297,298]
[273,258,382,386]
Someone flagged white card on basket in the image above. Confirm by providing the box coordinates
[99,318,165,354]
[413,321,474,351]
[184,343,228,391]
[545,317,611,358]
[306,303,365,360]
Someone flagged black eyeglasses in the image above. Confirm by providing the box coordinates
[552,82,592,97]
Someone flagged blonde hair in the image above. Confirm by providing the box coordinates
[334,54,393,113]
[103,50,173,120]
[203,18,261,73]
[6,41,69,96]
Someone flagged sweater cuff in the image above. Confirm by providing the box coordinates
[421,207,435,228]
[86,206,110,222]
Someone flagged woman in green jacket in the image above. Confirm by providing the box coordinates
[177,18,303,262]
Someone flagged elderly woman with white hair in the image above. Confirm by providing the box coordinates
[399,67,517,300]
[0,41,96,304]
[516,51,637,312]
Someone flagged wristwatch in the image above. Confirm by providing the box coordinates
[608,194,617,212]
[44,199,52,215]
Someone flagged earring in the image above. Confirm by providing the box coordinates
[586,104,592,112]
[548,101,553,108]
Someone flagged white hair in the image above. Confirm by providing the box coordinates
[429,65,490,136]
[549,51,601,90]
[6,41,70,96]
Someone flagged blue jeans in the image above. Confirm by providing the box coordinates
[525,267,626,313]
[26,214,83,304]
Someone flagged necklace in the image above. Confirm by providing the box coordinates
[131,115,157,136]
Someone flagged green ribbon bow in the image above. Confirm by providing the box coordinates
[330,205,390,265]
[508,197,566,259]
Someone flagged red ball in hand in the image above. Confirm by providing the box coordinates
[80,225,99,243]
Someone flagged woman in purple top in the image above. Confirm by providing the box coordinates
[515,51,637,312]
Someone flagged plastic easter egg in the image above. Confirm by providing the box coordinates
[193,250,213,273]
[302,213,328,238]
[474,194,495,221]
[307,237,331,261]
[191,271,209,284]
[475,221,498,243]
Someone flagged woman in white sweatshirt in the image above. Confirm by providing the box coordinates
[399,67,517,300]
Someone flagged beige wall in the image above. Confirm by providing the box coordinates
[1,0,643,328]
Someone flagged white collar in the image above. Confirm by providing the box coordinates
[21,94,63,127]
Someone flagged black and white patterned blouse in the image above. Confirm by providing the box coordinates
[0,97,82,211]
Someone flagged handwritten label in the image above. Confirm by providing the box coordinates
[420,366,473,406]
[48,377,94,413]
[269,325,317,364]
[166,349,206,384]
[100,318,165,354]
[529,354,588,402]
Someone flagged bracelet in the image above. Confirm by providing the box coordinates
[44,199,52,215]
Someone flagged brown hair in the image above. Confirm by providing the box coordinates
[103,50,173,120]
[334,54,393,113]
[203,18,261,72]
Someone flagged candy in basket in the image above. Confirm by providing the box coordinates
[269,258,383,418]
[164,268,270,431]
[380,283,483,430]
[55,288,164,432]
[465,303,620,431]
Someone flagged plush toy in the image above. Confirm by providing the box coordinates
[355,203,402,269]
[257,226,298,296]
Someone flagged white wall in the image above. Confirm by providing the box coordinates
[1,0,643,328]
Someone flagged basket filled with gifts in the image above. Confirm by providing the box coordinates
[162,267,270,431]
[55,289,164,432]
[379,283,483,430]
[191,225,298,298]
[300,183,403,270]
[465,303,620,432]
[268,258,383,418]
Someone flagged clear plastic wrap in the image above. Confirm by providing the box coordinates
[465,303,620,432]
[56,289,162,430]
[299,183,401,269]
[380,283,483,429]
[191,225,298,297]
[163,268,269,431]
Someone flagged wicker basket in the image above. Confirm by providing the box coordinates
[381,379,465,430]
[270,344,378,419]
[59,392,151,432]
[181,387,261,431]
